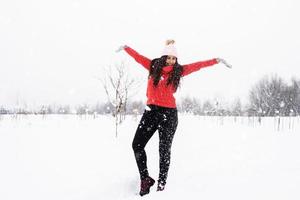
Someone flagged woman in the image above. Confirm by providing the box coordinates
[117,40,231,196]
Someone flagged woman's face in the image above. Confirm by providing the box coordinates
[166,55,177,66]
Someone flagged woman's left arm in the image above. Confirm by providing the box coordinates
[182,58,218,76]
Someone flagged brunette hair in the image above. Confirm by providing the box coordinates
[149,56,183,91]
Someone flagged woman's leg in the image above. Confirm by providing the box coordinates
[157,110,178,188]
[132,109,159,180]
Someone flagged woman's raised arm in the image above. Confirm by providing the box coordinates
[116,45,151,71]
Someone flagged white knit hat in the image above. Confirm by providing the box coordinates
[161,39,178,58]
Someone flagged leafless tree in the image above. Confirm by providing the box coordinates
[249,74,286,116]
[285,78,300,116]
[99,62,140,137]
[231,97,243,116]
[202,100,215,116]
[178,96,201,114]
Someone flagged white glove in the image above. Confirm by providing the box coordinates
[115,45,127,53]
[216,58,232,68]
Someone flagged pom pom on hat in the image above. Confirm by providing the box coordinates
[165,39,175,45]
[162,39,178,57]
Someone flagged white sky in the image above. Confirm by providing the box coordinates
[1,0,300,108]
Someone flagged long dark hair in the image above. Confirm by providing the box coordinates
[149,56,183,91]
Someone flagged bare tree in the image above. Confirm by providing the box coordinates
[285,78,300,116]
[178,96,201,114]
[249,74,286,116]
[99,62,140,137]
[231,97,243,116]
[202,100,215,116]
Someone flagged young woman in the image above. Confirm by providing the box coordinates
[117,40,231,196]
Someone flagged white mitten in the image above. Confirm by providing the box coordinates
[115,45,127,53]
[217,58,232,68]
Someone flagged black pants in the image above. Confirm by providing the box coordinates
[132,105,178,185]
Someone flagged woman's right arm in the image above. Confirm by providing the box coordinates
[124,46,151,71]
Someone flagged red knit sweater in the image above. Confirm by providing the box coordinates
[124,46,218,108]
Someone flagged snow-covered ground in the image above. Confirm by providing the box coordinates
[0,114,299,200]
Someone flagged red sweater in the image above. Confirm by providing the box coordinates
[124,46,218,108]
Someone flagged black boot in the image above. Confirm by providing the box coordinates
[157,181,165,192]
[139,176,155,196]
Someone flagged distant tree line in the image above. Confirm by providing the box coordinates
[1,75,299,117]
[248,75,300,116]
[177,75,300,117]
[0,101,145,115]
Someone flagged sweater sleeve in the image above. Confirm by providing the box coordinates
[124,46,151,71]
[182,58,218,76]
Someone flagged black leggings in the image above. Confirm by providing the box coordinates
[132,105,178,185]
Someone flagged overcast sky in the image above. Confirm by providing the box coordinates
[1,0,300,108]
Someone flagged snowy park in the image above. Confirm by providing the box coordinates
[1,0,300,199]
[0,114,299,200]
